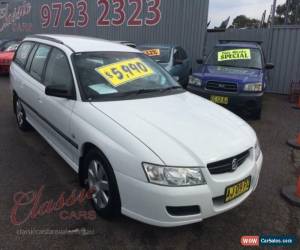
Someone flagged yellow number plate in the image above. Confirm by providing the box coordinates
[95,58,154,87]
[143,49,161,57]
[218,49,251,62]
[225,177,251,203]
[210,95,229,105]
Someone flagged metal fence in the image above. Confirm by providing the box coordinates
[205,26,300,94]
[0,0,209,65]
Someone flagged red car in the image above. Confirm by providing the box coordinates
[0,42,20,74]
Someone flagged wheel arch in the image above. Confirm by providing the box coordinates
[79,142,112,184]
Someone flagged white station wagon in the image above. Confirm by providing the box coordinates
[10,34,263,227]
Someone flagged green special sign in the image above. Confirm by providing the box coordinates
[218,49,251,61]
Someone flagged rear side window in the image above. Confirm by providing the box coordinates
[15,42,34,68]
[44,48,73,89]
[174,47,188,61]
[30,45,51,82]
[25,44,39,72]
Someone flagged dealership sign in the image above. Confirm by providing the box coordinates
[0,0,162,34]
[0,1,32,32]
[40,0,161,28]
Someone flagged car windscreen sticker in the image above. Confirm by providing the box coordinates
[95,58,154,87]
[218,49,251,61]
[143,49,161,57]
[88,84,118,94]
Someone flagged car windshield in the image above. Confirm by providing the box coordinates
[73,52,181,101]
[138,47,171,63]
[207,46,263,69]
[4,42,19,52]
[1,41,19,51]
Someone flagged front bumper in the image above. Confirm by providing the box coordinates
[187,85,263,112]
[116,153,263,227]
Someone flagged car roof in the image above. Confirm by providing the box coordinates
[138,43,177,49]
[216,42,261,49]
[24,34,141,53]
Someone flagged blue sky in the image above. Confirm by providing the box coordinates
[208,0,286,27]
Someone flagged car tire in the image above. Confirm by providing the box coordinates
[80,148,121,219]
[252,108,262,120]
[181,77,189,89]
[14,95,31,131]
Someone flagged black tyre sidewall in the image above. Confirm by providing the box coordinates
[252,108,262,120]
[82,149,121,219]
[14,96,30,131]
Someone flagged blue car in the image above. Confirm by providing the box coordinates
[138,44,192,87]
[187,42,274,119]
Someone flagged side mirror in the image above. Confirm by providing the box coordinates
[196,59,204,64]
[45,85,73,99]
[265,63,274,70]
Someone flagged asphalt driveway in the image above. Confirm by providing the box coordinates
[0,75,299,250]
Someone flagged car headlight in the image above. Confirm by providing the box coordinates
[143,163,206,186]
[244,82,263,92]
[189,76,202,87]
[254,140,261,161]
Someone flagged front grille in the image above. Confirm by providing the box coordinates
[206,81,237,92]
[207,149,250,175]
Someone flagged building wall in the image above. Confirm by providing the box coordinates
[205,26,300,94]
[0,0,209,66]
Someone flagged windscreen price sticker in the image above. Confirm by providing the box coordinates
[95,58,154,87]
[218,49,251,61]
[143,49,161,57]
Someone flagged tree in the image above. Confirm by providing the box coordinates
[275,0,300,24]
[232,15,260,28]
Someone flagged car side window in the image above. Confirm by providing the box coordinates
[44,48,74,90]
[30,45,51,82]
[25,44,39,72]
[174,47,188,61]
[174,48,180,61]
[180,48,188,60]
[14,42,35,68]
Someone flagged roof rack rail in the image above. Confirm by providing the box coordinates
[218,39,263,45]
[27,35,64,45]
[26,34,75,52]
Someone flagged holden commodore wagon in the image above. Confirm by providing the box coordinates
[10,34,262,227]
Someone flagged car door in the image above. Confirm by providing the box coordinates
[14,43,51,130]
[40,48,77,162]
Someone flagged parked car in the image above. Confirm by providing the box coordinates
[187,41,274,119]
[0,41,20,74]
[114,41,136,48]
[0,39,21,51]
[11,34,262,227]
[138,44,192,88]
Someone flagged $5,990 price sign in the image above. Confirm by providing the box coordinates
[95,58,154,87]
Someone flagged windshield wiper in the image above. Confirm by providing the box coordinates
[125,89,162,95]
[124,86,183,96]
[159,86,183,93]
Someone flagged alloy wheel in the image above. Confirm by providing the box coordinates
[16,99,24,126]
[88,160,110,209]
